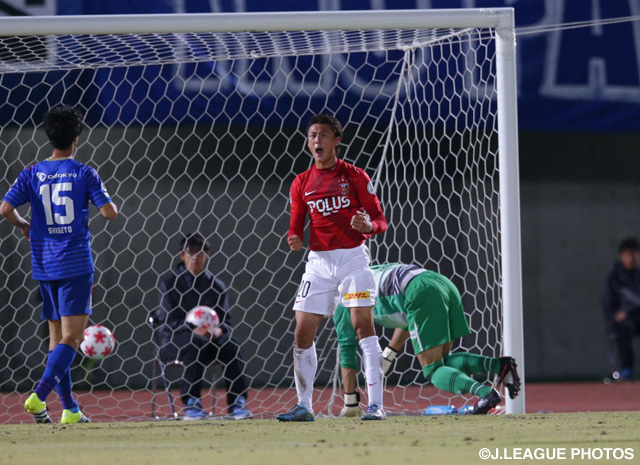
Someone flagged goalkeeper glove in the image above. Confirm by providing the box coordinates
[382,346,398,375]
[339,392,362,417]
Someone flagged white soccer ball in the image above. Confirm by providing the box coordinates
[185,305,220,331]
[80,325,116,360]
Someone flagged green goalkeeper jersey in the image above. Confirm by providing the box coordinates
[333,263,425,369]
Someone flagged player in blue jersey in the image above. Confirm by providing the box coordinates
[1,105,118,424]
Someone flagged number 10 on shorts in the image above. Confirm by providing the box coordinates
[297,281,311,301]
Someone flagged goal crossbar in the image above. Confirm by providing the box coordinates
[0,9,513,37]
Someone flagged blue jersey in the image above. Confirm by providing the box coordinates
[3,158,112,281]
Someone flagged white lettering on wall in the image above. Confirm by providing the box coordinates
[540,0,640,102]
[172,0,640,104]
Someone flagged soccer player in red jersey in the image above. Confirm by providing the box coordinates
[276,114,388,421]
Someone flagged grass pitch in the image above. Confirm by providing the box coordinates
[1,412,638,465]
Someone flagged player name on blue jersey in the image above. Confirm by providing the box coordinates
[48,226,74,234]
[2,158,112,281]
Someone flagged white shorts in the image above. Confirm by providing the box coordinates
[293,244,376,316]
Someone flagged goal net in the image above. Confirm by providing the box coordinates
[0,9,523,423]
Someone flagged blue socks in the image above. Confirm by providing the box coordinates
[35,344,77,404]
[46,350,79,410]
[56,363,79,411]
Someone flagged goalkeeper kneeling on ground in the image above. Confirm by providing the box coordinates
[334,263,521,416]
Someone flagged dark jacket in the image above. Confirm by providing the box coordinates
[153,263,231,346]
[603,261,640,325]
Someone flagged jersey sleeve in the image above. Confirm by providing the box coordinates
[84,166,112,209]
[2,170,30,208]
[353,169,387,236]
[288,176,306,239]
[333,304,359,370]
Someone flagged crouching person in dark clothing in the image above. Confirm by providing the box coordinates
[153,232,252,419]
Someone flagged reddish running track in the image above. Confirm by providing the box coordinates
[1,381,638,424]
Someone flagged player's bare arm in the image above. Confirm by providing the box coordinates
[287,234,303,251]
[0,201,30,240]
[382,328,410,374]
[389,328,410,352]
[100,202,119,220]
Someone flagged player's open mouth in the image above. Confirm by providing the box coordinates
[316,148,324,155]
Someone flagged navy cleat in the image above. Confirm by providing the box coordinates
[276,404,314,422]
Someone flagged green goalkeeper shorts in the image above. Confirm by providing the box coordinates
[404,271,471,354]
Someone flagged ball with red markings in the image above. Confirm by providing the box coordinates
[185,306,220,331]
[80,325,116,360]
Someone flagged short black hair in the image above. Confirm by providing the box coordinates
[619,237,640,253]
[306,114,343,139]
[180,232,210,254]
[43,105,84,150]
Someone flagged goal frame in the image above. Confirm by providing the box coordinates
[0,7,524,414]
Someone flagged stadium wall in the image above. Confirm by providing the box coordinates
[520,130,640,380]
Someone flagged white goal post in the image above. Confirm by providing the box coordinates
[0,7,524,421]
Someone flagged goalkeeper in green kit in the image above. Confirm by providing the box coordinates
[333,263,521,415]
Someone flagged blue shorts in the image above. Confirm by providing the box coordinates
[39,273,93,320]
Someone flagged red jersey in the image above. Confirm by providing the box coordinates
[288,158,387,251]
